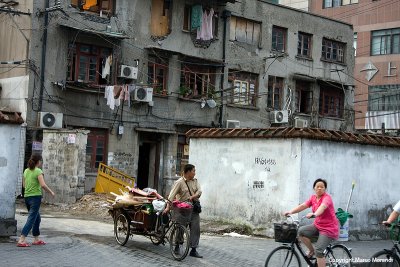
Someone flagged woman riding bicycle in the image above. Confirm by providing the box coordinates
[284,178,339,267]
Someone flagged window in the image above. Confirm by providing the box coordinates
[298,32,312,58]
[86,129,107,173]
[371,28,400,55]
[229,16,261,46]
[70,0,114,16]
[272,26,287,52]
[183,5,218,38]
[148,56,168,95]
[227,72,258,106]
[267,76,284,110]
[324,0,358,8]
[368,85,400,111]
[342,0,358,5]
[176,135,188,175]
[180,64,216,99]
[354,32,357,56]
[322,38,345,63]
[294,81,312,114]
[150,0,172,37]
[319,86,344,117]
[67,43,112,85]
[324,0,341,8]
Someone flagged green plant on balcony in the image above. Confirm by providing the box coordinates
[179,86,192,98]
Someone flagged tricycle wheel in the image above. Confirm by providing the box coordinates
[169,224,190,261]
[114,212,130,246]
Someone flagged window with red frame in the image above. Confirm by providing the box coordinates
[267,76,284,110]
[67,43,112,85]
[322,38,345,63]
[180,64,216,99]
[148,56,168,95]
[85,129,107,173]
[319,86,344,118]
[272,26,287,52]
[297,32,312,58]
[294,80,312,114]
[228,71,258,106]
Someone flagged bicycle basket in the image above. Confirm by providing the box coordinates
[274,222,298,243]
[171,206,193,224]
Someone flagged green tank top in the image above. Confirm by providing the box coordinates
[24,167,43,197]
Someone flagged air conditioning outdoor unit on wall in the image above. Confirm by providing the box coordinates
[270,110,288,124]
[134,87,153,102]
[119,65,138,79]
[294,117,308,128]
[38,112,63,129]
[226,120,240,128]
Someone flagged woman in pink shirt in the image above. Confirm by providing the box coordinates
[284,178,339,267]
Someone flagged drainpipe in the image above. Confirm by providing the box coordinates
[219,10,230,128]
[38,0,49,112]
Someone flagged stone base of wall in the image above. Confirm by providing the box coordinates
[0,219,17,237]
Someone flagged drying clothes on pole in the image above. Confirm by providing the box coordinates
[104,86,115,110]
[196,8,214,41]
[102,55,112,79]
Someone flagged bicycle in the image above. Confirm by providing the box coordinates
[112,199,192,261]
[265,215,353,267]
[368,222,400,267]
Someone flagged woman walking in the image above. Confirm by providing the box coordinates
[17,154,55,247]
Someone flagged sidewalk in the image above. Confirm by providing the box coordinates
[1,207,394,267]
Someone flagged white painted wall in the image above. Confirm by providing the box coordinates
[0,124,22,235]
[189,137,400,239]
[0,124,22,217]
[300,139,400,239]
[189,138,302,234]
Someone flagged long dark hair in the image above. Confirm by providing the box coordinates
[27,154,42,170]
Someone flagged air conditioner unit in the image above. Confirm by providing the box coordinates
[270,110,288,124]
[226,120,240,128]
[38,112,63,129]
[294,117,308,128]
[134,87,153,102]
[119,65,138,79]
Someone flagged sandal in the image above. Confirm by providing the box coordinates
[32,240,46,245]
[17,242,30,247]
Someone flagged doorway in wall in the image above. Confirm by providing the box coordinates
[137,132,161,191]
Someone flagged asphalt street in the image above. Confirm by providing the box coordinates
[0,210,394,267]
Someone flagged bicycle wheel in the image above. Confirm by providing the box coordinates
[265,246,301,267]
[368,250,400,267]
[325,244,353,267]
[114,212,130,246]
[169,224,190,261]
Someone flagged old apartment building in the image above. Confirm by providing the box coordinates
[310,0,400,131]
[0,0,354,196]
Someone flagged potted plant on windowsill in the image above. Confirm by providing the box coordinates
[179,86,192,98]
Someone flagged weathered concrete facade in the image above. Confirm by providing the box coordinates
[1,0,355,201]
[187,128,400,240]
[0,122,24,236]
[41,129,88,204]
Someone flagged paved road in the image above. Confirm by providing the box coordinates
[0,210,394,267]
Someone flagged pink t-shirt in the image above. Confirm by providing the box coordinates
[304,193,339,239]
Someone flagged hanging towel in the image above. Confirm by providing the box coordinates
[191,5,203,30]
[105,86,115,110]
[101,55,112,79]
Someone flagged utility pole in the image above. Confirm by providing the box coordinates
[38,0,50,112]
[219,10,231,128]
